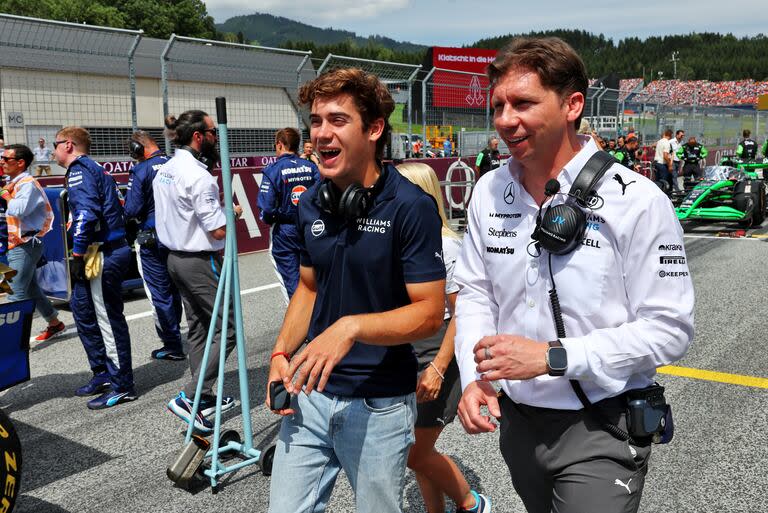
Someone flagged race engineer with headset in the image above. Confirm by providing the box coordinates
[454,37,695,513]
[257,127,320,303]
[55,126,137,409]
[124,131,184,361]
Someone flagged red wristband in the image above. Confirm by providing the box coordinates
[270,351,290,362]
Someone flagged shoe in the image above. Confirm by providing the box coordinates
[87,389,138,410]
[198,395,236,418]
[151,348,185,361]
[75,373,112,397]
[35,321,66,341]
[168,391,213,433]
[457,490,491,513]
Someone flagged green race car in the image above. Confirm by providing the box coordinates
[675,164,766,225]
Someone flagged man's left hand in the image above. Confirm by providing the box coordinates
[474,334,548,381]
[284,317,357,395]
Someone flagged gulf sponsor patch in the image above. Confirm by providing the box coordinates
[291,185,308,205]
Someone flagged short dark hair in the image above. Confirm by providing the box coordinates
[275,128,300,153]
[164,110,208,146]
[5,144,33,169]
[743,129,751,138]
[676,130,685,136]
[626,136,638,144]
[487,37,588,129]
[299,68,395,159]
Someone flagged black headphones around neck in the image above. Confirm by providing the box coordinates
[532,151,616,255]
[316,165,388,222]
[181,145,214,171]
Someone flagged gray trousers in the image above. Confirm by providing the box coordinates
[499,394,651,513]
[166,251,236,399]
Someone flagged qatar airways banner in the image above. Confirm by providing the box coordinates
[430,47,497,109]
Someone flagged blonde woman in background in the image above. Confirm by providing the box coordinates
[396,162,491,513]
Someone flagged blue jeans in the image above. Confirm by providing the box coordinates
[7,239,57,322]
[268,391,416,513]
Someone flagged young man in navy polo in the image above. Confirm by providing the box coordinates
[266,68,448,513]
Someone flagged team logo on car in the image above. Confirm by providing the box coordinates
[503,182,516,205]
[311,220,325,237]
[291,185,308,206]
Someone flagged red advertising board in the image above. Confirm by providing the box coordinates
[431,47,497,109]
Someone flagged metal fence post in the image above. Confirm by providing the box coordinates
[296,54,311,143]
[161,34,176,155]
[406,66,421,148]
[422,67,436,150]
[128,31,143,132]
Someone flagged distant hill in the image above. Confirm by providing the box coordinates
[215,12,426,53]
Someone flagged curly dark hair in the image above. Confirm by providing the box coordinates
[164,110,208,146]
[299,68,394,159]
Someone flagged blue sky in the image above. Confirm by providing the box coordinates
[205,0,768,46]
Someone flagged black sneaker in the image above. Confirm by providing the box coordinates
[87,389,138,410]
[75,373,112,397]
[198,395,236,417]
[151,348,185,361]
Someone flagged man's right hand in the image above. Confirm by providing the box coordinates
[266,355,295,416]
[457,380,501,434]
[70,256,86,282]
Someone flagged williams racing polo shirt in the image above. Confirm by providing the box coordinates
[297,164,446,398]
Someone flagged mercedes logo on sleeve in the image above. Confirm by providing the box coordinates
[503,182,516,205]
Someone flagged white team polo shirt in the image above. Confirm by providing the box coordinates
[152,149,225,252]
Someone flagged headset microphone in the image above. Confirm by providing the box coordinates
[544,179,560,197]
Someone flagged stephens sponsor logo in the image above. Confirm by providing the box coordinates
[488,227,517,238]
[658,244,683,251]
[659,270,689,278]
[486,246,515,255]
[488,212,522,219]
[311,220,325,237]
[660,255,686,265]
[291,185,308,205]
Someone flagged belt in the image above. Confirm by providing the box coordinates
[170,249,218,257]
[101,238,128,251]
[22,230,39,238]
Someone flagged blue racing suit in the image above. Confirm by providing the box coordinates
[0,193,7,265]
[257,153,319,300]
[66,155,134,393]
[124,151,183,353]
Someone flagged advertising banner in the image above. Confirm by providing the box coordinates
[0,299,34,391]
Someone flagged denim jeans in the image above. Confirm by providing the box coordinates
[268,390,416,513]
[7,239,57,322]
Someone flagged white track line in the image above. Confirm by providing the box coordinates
[683,234,765,241]
[31,282,281,342]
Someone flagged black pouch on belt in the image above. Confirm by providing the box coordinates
[136,229,157,247]
[625,383,674,444]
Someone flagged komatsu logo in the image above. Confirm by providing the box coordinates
[0,310,21,326]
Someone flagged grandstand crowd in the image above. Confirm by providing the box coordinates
[590,78,768,106]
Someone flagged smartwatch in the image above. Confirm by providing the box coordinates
[546,339,568,376]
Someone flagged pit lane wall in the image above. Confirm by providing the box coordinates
[38,156,477,255]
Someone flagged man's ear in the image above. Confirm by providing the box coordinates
[565,92,585,124]
[368,117,385,143]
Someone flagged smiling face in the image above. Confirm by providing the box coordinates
[309,93,383,187]
[492,67,583,168]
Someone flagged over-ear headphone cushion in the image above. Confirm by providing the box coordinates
[129,140,144,160]
[538,204,585,255]
[317,181,340,216]
[339,184,368,220]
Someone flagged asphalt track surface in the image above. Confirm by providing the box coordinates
[2,219,767,513]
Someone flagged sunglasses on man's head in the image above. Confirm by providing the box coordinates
[53,140,70,149]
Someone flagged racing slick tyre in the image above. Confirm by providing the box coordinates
[734,180,766,225]
[0,408,22,512]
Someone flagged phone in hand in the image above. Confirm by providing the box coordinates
[269,380,291,411]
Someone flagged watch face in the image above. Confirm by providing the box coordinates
[548,347,568,371]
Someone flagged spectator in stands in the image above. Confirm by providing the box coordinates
[33,138,52,177]
[396,162,489,513]
[606,138,617,155]
[736,129,757,161]
[124,131,184,361]
[1,143,65,341]
[55,126,136,409]
[154,110,237,433]
[616,135,625,153]
[677,136,708,181]
[257,128,320,303]
[475,136,500,178]
[302,141,321,167]
[670,130,685,192]
[654,129,674,192]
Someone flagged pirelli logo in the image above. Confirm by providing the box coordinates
[660,255,686,265]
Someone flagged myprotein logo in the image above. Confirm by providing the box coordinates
[660,255,686,265]
[658,244,683,251]
[489,212,522,219]
[0,310,21,326]
[311,220,325,237]
[291,185,308,206]
[503,182,516,205]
